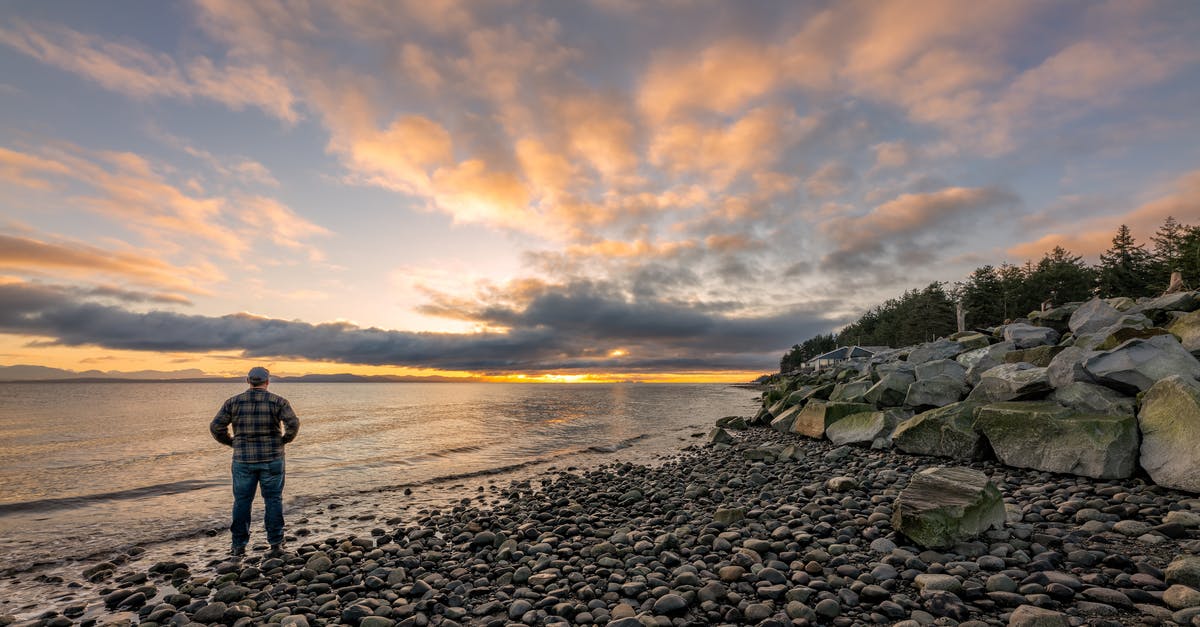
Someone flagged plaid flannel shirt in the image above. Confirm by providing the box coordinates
[210,387,300,463]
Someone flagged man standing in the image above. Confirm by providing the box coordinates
[210,366,300,557]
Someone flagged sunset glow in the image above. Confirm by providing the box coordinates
[1,1,1199,381]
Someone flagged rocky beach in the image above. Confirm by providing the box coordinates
[6,291,1200,627]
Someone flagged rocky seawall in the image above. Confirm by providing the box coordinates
[745,291,1200,492]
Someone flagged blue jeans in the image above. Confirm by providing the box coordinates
[230,458,285,547]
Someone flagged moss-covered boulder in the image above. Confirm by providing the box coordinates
[1094,325,1173,351]
[864,371,915,407]
[1050,382,1135,417]
[893,466,1005,549]
[954,332,991,351]
[769,404,803,433]
[975,402,1138,479]
[968,363,1052,402]
[905,376,969,409]
[909,339,968,364]
[829,379,872,403]
[892,402,986,460]
[1003,345,1065,367]
[1169,309,1200,356]
[825,409,909,449]
[1139,375,1200,493]
[791,400,875,439]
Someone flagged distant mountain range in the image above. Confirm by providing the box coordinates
[0,365,468,383]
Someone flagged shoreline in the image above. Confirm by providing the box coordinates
[5,424,1199,626]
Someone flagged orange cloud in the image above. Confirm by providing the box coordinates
[824,186,1016,249]
[3,143,326,267]
[0,146,70,189]
[343,114,455,194]
[0,233,205,294]
[638,39,784,122]
[430,159,532,228]
[650,107,809,190]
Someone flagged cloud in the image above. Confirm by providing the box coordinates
[805,162,854,199]
[0,19,299,123]
[0,233,203,295]
[872,141,914,170]
[638,39,787,122]
[0,279,838,372]
[650,107,813,190]
[0,147,71,189]
[1,143,328,272]
[821,186,1019,270]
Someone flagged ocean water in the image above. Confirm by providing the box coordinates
[0,382,759,579]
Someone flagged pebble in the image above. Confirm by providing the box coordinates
[15,426,1200,627]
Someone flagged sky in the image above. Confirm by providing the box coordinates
[1,0,1199,382]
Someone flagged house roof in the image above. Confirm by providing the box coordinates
[810,345,878,361]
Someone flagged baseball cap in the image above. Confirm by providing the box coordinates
[247,366,270,384]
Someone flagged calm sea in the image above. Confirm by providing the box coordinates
[0,382,758,577]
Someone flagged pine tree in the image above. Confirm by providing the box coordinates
[1150,216,1187,291]
[1026,246,1095,305]
[1096,224,1154,297]
[960,265,1005,328]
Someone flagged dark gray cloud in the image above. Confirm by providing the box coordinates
[0,281,839,373]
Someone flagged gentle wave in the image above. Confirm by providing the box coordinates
[0,479,223,515]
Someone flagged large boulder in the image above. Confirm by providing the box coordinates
[1138,375,1200,493]
[1074,314,1154,351]
[1003,345,1065,367]
[825,409,909,449]
[892,402,986,460]
[1169,309,1200,356]
[909,339,968,365]
[864,371,915,407]
[791,400,875,439]
[1094,325,1174,351]
[1130,290,1200,322]
[1030,303,1079,334]
[916,359,967,381]
[1046,346,1097,389]
[1083,334,1200,394]
[829,379,872,403]
[783,383,833,407]
[1002,323,1060,349]
[1069,298,1124,336]
[1050,382,1136,417]
[975,402,1139,479]
[769,404,804,433]
[892,466,1005,549]
[959,340,1016,385]
[905,376,969,409]
[968,363,1052,403]
[954,332,991,351]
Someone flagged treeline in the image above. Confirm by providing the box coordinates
[779,217,1200,373]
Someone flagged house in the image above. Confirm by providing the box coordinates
[804,345,889,371]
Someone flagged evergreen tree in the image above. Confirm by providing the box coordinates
[1025,246,1095,306]
[996,263,1033,321]
[1178,225,1200,288]
[959,265,1005,329]
[1150,216,1187,291]
[1096,224,1154,298]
